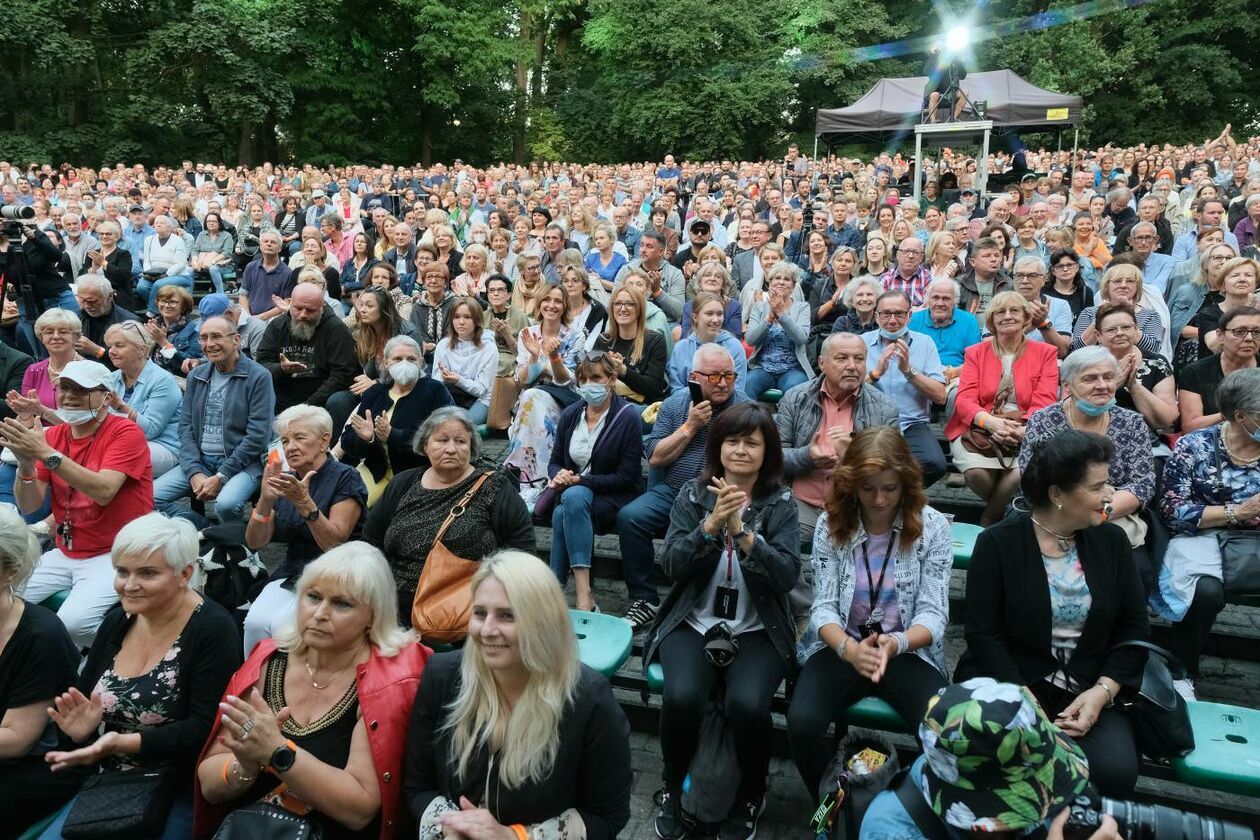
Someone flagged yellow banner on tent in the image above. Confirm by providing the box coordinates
[1046,108,1070,120]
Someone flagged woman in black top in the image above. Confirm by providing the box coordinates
[81,220,136,309]
[405,550,631,840]
[364,407,534,624]
[0,505,84,835]
[646,404,800,840]
[956,430,1149,796]
[39,513,241,838]
[1044,248,1091,320]
[595,285,668,408]
[273,195,303,255]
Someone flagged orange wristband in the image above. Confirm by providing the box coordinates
[510,826,528,840]
[975,414,987,429]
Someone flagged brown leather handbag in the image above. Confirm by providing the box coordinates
[960,409,1026,469]
[411,470,496,643]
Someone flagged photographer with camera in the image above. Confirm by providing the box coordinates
[0,210,79,360]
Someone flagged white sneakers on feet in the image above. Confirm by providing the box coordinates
[1173,678,1196,701]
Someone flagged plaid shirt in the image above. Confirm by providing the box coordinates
[879,265,933,307]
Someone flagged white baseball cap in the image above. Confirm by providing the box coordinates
[58,360,113,390]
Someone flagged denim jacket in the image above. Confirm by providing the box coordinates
[179,355,275,481]
[799,506,952,673]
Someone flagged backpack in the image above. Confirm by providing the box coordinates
[193,521,268,634]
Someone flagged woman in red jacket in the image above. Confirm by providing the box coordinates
[945,291,1060,524]
[193,542,430,840]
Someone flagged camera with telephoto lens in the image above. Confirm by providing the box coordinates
[0,204,35,239]
[1062,794,1254,840]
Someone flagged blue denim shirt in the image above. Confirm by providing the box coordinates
[862,330,946,429]
[109,361,182,455]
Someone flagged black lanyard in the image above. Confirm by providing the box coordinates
[860,532,896,615]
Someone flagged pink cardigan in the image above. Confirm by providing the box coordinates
[945,339,1060,440]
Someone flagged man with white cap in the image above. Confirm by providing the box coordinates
[0,359,154,647]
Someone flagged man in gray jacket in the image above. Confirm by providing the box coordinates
[775,331,900,544]
[614,230,684,325]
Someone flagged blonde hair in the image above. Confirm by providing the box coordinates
[444,550,579,789]
[274,542,413,658]
[605,285,647,364]
[1099,263,1144,302]
[983,290,1034,334]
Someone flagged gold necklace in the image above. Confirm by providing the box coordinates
[1031,516,1075,553]
[304,645,362,691]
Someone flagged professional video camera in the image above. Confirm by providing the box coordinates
[1063,794,1254,840]
[0,203,35,239]
[0,204,38,315]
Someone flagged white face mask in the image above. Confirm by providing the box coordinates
[388,361,421,387]
[56,403,102,426]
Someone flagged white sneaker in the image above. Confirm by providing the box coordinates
[1173,678,1196,701]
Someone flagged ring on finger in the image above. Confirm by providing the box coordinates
[240,718,256,737]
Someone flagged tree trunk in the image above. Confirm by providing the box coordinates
[513,8,533,164]
[237,119,254,166]
[421,109,433,166]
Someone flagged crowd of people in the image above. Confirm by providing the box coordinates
[1,137,1259,839]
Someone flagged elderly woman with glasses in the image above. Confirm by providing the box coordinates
[1071,264,1168,356]
[145,285,202,376]
[745,261,813,399]
[102,321,182,478]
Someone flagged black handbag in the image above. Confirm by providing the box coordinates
[212,802,323,840]
[61,765,177,839]
[1217,530,1260,597]
[1108,640,1195,760]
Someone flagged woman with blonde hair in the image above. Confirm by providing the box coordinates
[1071,263,1166,356]
[195,543,428,840]
[925,230,960,282]
[595,284,669,408]
[404,550,632,839]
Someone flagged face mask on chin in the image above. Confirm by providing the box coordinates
[1073,396,1115,417]
[879,325,909,341]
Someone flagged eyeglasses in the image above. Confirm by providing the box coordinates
[876,309,909,319]
[1052,263,1076,271]
[1130,235,1156,242]
[1099,324,1136,335]
[612,301,636,310]
[1227,327,1260,339]
[692,370,736,385]
[1013,272,1045,281]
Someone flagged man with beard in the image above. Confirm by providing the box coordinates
[154,316,274,524]
[255,283,359,424]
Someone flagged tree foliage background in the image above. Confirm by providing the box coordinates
[0,0,1255,165]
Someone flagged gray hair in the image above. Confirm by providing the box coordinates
[1137,194,1162,209]
[393,222,414,238]
[1218,368,1260,420]
[384,334,423,362]
[259,229,283,245]
[75,272,114,297]
[412,405,482,462]
[841,275,883,308]
[820,330,867,357]
[1013,255,1047,275]
[924,278,960,301]
[34,307,82,337]
[1130,221,1158,237]
[1061,345,1119,385]
[104,321,154,354]
[1105,187,1131,205]
[765,260,799,287]
[274,404,333,439]
[1246,194,1260,211]
[692,343,734,371]
[0,504,40,591]
[111,512,199,572]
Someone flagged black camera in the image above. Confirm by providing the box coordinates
[0,203,35,239]
[1063,794,1253,840]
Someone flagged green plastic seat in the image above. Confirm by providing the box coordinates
[843,696,910,733]
[647,661,665,692]
[1173,701,1260,796]
[949,522,984,570]
[570,610,633,678]
[40,589,70,612]
[758,389,784,404]
[475,424,489,439]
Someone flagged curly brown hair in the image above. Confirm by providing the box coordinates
[824,427,927,550]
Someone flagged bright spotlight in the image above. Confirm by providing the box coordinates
[944,25,971,54]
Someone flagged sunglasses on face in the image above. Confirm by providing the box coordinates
[692,370,736,385]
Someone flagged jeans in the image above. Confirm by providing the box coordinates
[550,486,596,582]
[40,791,194,840]
[18,291,80,360]
[615,483,677,604]
[787,647,946,796]
[658,626,787,804]
[0,462,52,522]
[745,366,809,400]
[153,463,260,523]
[468,401,489,426]
[207,264,231,294]
[135,272,193,312]
[901,421,947,487]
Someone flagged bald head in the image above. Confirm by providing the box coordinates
[289,284,325,328]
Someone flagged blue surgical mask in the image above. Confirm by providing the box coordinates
[578,383,610,407]
[879,325,909,341]
[1074,397,1115,417]
[1244,418,1260,444]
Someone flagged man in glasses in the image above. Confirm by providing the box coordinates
[1114,194,1174,256]
[1114,221,1177,297]
[74,272,141,369]
[881,237,932,308]
[863,290,949,486]
[617,345,750,632]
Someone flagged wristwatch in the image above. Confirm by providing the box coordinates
[303,507,320,522]
[907,367,920,379]
[43,453,63,471]
[268,740,298,773]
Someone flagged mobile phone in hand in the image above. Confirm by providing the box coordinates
[688,381,704,405]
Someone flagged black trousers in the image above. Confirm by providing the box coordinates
[786,646,946,797]
[1031,681,1138,797]
[902,422,947,487]
[657,625,788,804]
[0,755,85,838]
[1166,575,1225,676]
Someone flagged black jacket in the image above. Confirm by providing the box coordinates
[79,600,241,781]
[955,515,1149,691]
[18,228,71,300]
[0,340,33,419]
[546,396,643,532]
[80,248,136,310]
[403,652,631,840]
[255,305,361,411]
[338,379,454,482]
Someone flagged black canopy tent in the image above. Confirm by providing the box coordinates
[813,69,1082,197]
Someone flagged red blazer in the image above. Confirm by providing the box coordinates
[193,639,431,840]
[945,339,1060,440]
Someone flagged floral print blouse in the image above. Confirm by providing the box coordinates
[94,604,199,771]
[1019,402,1155,505]
[1161,425,1260,535]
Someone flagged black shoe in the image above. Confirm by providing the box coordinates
[625,599,659,633]
[718,798,764,840]
[655,789,691,839]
